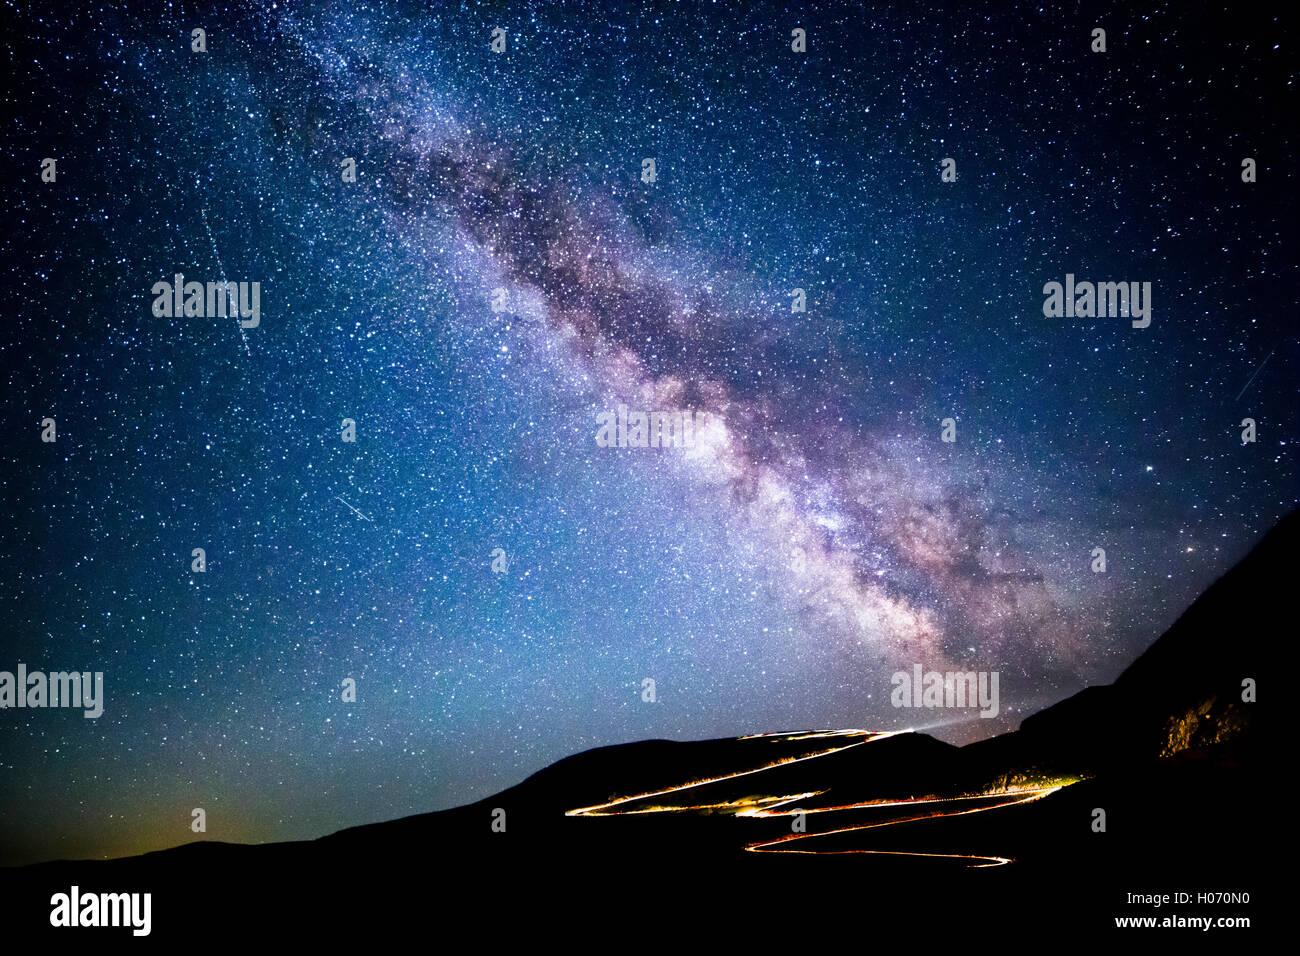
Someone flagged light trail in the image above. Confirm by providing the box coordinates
[748,848,1016,868]
[334,496,374,522]
[743,786,1062,867]
[743,785,1059,817]
[200,203,252,357]
[737,729,886,741]
[1235,349,1274,401]
[565,730,892,817]
[564,729,1075,869]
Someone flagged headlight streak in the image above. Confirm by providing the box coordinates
[565,730,888,817]
[565,729,1075,868]
[742,785,1062,867]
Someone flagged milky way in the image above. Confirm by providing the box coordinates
[1,0,1295,865]
[291,10,1088,676]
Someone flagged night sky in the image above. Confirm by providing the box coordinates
[1,0,1295,866]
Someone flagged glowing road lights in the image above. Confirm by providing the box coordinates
[564,729,1077,869]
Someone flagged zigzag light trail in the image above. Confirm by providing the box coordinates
[565,729,1071,869]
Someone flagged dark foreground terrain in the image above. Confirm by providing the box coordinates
[2,515,1278,942]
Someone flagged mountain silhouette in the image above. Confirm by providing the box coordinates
[2,514,1278,941]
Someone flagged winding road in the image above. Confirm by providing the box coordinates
[566,729,1070,868]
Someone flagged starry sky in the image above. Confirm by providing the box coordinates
[1,0,1295,866]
